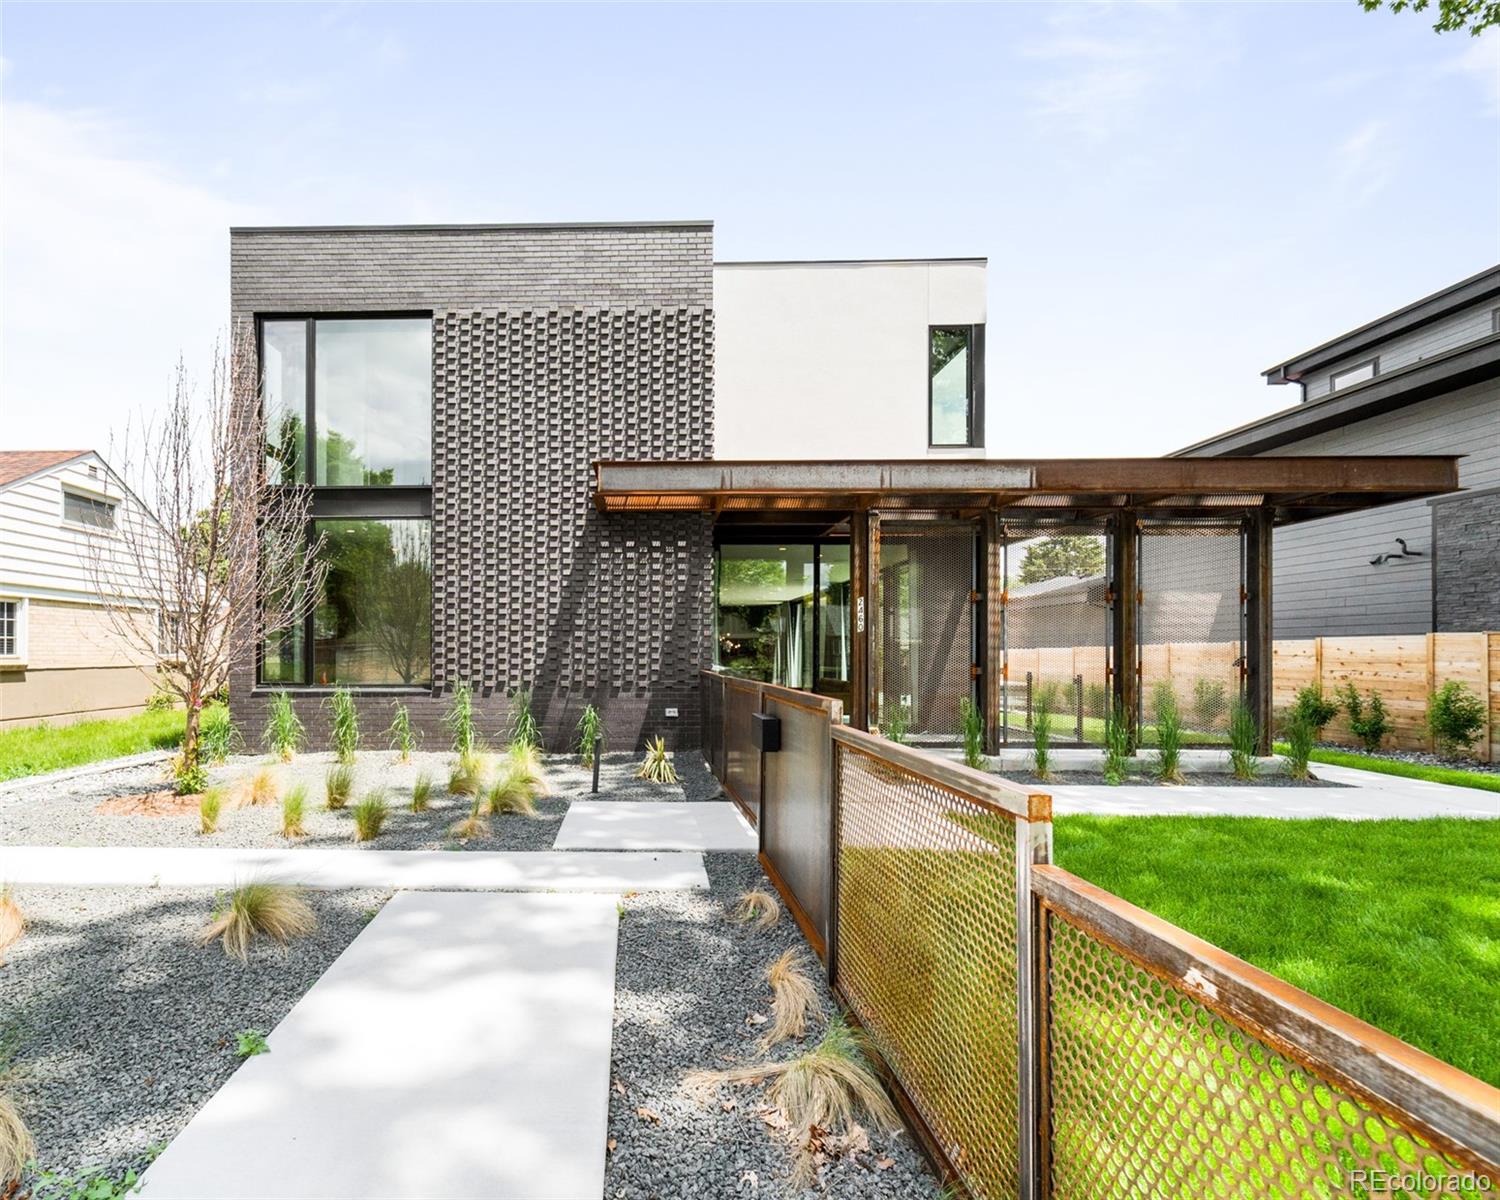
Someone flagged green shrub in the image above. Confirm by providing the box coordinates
[1154,690,1184,784]
[173,755,208,797]
[262,690,303,763]
[145,684,176,712]
[1289,685,1339,738]
[1426,680,1486,754]
[445,681,478,755]
[1083,683,1108,720]
[1229,698,1259,780]
[509,687,540,750]
[1282,713,1315,780]
[411,772,433,813]
[352,790,389,842]
[576,704,605,766]
[387,703,416,762]
[325,763,354,810]
[199,704,237,764]
[326,687,359,764]
[1103,699,1133,785]
[1340,683,1392,753]
[1149,680,1177,727]
[1031,702,1053,782]
[884,702,911,746]
[1192,678,1228,730]
[1033,680,1063,718]
[958,696,985,770]
[281,785,307,838]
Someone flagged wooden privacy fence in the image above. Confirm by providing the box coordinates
[702,672,1500,1199]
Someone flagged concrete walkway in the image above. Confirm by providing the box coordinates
[0,845,710,890]
[554,800,757,851]
[140,891,618,1199]
[1050,765,1498,820]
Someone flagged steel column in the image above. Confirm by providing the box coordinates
[983,508,1005,755]
[1245,508,1275,755]
[1110,511,1140,747]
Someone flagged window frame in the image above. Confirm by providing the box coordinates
[1329,356,1379,393]
[927,324,986,450]
[0,597,27,664]
[254,312,435,691]
[60,487,118,532]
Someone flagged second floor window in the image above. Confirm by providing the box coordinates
[929,325,984,448]
[1329,357,1378,393]
[263,316,432,486]
[62,490,116,530]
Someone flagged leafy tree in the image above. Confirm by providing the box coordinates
[1359,0,1500,35]
[1016,535,1105,585]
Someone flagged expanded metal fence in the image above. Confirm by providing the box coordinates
[699,676,1500,1199]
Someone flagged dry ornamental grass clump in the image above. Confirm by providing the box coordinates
[352,790,389,842]
[411,772,434,813]
[245,766,280,807]
[0,887,23,959]
[199,787,225,835]
[763,950,822,1048]
[487,767,538,817]
[447,752,485,798]
[449,795,489,841]
[281,785,308,839]
[731,888,781,930]
[325,764,354,810]
[0,1090,33,1189]
[199,882,317,962]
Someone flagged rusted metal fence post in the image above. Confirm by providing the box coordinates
[1016,796,1053,1200]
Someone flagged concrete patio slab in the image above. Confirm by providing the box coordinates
[1050,767,1498,820]
[0,846,710,890]
[553,800,757,852]
[140,891,618,1199]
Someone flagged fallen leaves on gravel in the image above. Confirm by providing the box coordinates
[636,1105,662,1123]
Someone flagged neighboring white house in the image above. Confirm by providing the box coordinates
[0,450,165,728]
[714,258,988,459]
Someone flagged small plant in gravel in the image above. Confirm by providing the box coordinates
[1283,713,1316,781]
[327,686,359,765]
[235,1029,270,1058]
[509,687,540,750]
[263,690,304,763]
[687,1015,897,1183]
[1340,683,1392,753]
[199,787,225,835]
[1427,680,1486,754]
[576,703,605,766]
[884,701,911,746]
[352,789,390,841]
[325,763,354,810]
[0,886,23,959]
[411,772,434,813]
[199,882,317,962]
[448,796,489,841]
[1229,699,1260,780]
[445,680,478,755]
[245,766,280,807]
[28,1151,161,1200]
[1103,699,1132,785]
[487,767,537,817]
[1289,685,1340,739]
[958,696,985,770]
[281,785,308,839]
[636,736,678,784]
[172,753,209,797]
[731,889,781,929]
[447,751,485,797]
[1031,701,1053,782]
[1154,691,1185,785]
[763,949,821,1048]
[506,741,547,791]
[0,1087,34,1190]
[387,703,416,763]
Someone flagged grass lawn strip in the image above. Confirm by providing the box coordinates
[0,708,194,783]
[1280,744,1500,794]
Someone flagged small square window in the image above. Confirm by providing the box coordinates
[1329,358,1378,393]
[63,490,116,530]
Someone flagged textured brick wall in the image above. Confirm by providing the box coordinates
[229,223,714,752]
[1434,489,1500,632]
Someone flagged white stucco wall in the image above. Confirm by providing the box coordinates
[712,259,988,460]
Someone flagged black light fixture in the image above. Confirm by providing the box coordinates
[1369,538,1426,566]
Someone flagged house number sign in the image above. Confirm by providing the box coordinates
[856,596,865,634]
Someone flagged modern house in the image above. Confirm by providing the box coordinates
[0,450,163,727]
[1177,264,1500,638]
[230,220,1459,753]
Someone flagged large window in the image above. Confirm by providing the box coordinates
[714,542,850,701]
[929,325,984,448]
[258,315,433,687]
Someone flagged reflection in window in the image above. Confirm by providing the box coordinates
[930,327,973,447]
[313,519,432,685]
[263,321,308,484]
[315,319,432,486]
[62,491,116,529]
[817,544,851,703]
[1329,358,1377,393]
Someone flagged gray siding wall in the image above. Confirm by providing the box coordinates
[1303,301,1499,400]
[1263,378,1500,638]
[229,224,715,750]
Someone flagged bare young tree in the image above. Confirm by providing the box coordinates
[84,323,325,791]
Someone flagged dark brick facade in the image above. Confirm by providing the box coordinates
[228,223,714,751]
[1433,487,1500,632]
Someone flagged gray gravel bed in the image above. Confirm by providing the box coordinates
[0,883,386,1184]
[608,852,938,1200]
[1314,742,1499,776]
[996,769,1349,788]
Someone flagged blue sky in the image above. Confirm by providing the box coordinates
[2,2,1497,455]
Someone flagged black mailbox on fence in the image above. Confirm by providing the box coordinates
[751,712,781,753]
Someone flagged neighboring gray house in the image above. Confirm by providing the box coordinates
[1177,264,1500,638]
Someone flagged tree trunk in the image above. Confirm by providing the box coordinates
[178,686,203,794]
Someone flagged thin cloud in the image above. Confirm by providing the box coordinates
[1334,118,1395,205]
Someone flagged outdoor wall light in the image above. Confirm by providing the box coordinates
[751,712,782,753]
[1369,538,1425,566]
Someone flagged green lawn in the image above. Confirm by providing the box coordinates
[0,707,193,781]
[1270,742,1500,794]
[1054,815,1500,1086]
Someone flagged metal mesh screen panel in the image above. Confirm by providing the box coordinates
[1138,523,1245,745]
[876,522,977,744]
[1002,524,1111,746]
[834,741,1021,1200]
[1043,908,1485,1199]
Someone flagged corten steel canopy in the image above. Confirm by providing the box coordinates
[593,456,1461,522]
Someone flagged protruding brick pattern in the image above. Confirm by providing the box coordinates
[1434,489,1500,632]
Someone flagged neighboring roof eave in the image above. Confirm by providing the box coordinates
[1262,263,1500,383]
[230,219,714,236]
[0,450,92,493]
[1177,334,1500,457]
[714,257,987,268]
